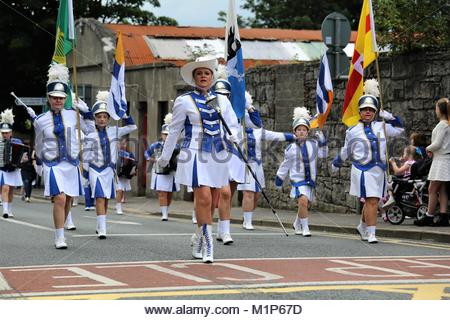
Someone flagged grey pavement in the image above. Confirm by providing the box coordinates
[42,192,450,244]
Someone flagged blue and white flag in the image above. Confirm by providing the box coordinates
[108,32,127,120]
[311,54,334,129]
[225,0,246,120]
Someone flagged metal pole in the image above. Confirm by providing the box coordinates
[206,96,289,236]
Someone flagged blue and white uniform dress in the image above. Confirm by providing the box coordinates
[227,110,263,183]
[160,91,239,188]
[116,150,136,191]
[238,129,295,192]
[145,141,180,192]
[0,138,25,187]
[276,136,328,201]
[333,119,404,198]
[83,117,137,199]
[34,109,95,197]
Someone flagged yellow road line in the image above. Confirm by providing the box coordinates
[25,283,450,300]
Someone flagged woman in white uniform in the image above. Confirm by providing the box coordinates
[414,98,450,226]
[157,56,239,263]
[145,113,180,221]
[276,107,328,237]
[0,109,25,219]
[238,124,295,230]
[32,63,95,249]
[115,138,137,215]
[83,91,137,239]
[332,80,404,243]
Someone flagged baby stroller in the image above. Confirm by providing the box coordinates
[384,159,430,225]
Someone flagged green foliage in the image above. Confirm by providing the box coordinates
[241,0,362,29]
[0,0,178,121]
[374,0,450,53]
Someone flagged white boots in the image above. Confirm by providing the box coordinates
[64,211,76,230]
[192,224,214,263]
[216,219,233,245]
[293,216,311,237]
[243,212,254,230]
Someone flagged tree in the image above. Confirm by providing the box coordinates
[241,0,362,29]
[375,0,450,53]
[0,0,177,128]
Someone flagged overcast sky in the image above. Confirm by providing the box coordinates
[146,0,253,27]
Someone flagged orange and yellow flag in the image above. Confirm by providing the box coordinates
[342,0,378,127]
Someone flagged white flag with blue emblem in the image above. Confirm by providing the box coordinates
[108,32,127,120]
[225,0,246,120]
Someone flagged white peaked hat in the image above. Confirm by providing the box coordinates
[0,109,14,132]
[180,56,218,87]
[92,91,110,116]
[46,63,69,98]
[359,79,380,111]
[292,107,312,130]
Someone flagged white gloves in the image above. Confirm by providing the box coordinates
[227,133,239,144]
[156,157,169,169]
[275,185,282,191]
[379,110,395,120]
[25,106,36,119]
[314,130,325,142]
[73,98,89,113]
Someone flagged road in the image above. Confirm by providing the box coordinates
[1,197,450,300]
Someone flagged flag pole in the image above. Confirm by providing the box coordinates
[374,53,391,177]
[72,40,83,175]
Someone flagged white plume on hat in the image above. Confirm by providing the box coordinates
[216,64,228,80]
[292,106,312,130]
[47,63,69,85]
[293,107,311,122]
[164,113,173,125]
[0,109,15,125]
[96,90,110,102]
[363,79,380,97]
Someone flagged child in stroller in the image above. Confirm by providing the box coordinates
[383,146,429,224]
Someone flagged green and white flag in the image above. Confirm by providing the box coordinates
[52,0,75,65]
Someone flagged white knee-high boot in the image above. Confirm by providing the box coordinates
[202,224,213,263]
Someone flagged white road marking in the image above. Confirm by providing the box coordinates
[71,232,288,238]
[2,219,54,232]
[0,272,12,290]
[82,216,141,225]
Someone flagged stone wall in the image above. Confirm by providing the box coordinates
[247,49,450,213]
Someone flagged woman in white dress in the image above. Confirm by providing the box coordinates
[31,64,94,249]
[0,109,25,219]
[145,114,180,221]
[239,126,295,229]
[414,98,450,226]
[332,80,404,243]
[83,91,137,239]
[157,56,239,263]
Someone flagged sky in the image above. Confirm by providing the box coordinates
[146,0,253,27]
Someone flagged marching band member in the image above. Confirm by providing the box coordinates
[144,114,180,221]
[0,109,25,219]
[332,79,404,243]
[32,63,94,249]
[83,91,137,239]
[213,75,262,244]
[238,124,295,230]
[157,56,239,263]
[275,107,328,237]
[115,138,137,215]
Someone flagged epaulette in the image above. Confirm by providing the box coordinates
[285,143,294,152]
[35,112,47,121]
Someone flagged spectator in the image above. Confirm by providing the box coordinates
[415,98,450,226]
